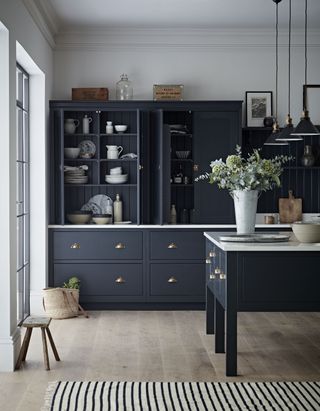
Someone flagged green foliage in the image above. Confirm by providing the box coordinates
[62,276,81,289]
[195,145,293,192]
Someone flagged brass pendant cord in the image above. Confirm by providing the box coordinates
[288,0,292,115]
[275,1,279,121]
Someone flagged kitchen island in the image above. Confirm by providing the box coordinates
[204,231,320,376]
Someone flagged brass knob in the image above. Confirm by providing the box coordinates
[139,164,143,170]
[193,164,199,172]
[168,276,178,283]
[206,258,211,264]
[209,273,216,280]
[209,251,216,258]
[168,243,177,249]
[214,267,221,274]
[70,243,80,249]
[115,243,125,249]
[115,276,126,283]
[219,273,226,280]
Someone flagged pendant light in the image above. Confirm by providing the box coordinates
[276,0,302,142]
[264,0,288,146]
[290,0,320,136]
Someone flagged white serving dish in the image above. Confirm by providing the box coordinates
[67,213,91,224]
[291,222,320,243]
[64,147,80,159]
[105,174,128,184]
[114,125,127,133]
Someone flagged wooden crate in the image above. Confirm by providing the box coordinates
[72,88,109,101]
[153,85,183,101]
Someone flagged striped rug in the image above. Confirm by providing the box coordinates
[43,381,320,411]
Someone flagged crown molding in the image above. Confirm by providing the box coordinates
[23,0,60,48]
[54,28,320,51]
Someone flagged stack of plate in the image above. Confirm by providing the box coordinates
[64,168,88,184]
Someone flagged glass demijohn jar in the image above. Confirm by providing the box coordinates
[116,74,133,100]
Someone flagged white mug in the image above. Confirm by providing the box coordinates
[83,115,92,134]
[106,145,123,159]
[64,119,80,134]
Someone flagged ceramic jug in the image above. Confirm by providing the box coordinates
[106,145,123,159]
[64,119,80,134]
[82,115,92,134]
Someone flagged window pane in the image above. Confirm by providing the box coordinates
[17,216,24,271]
[16,68,23,104]
[17,269,24,323]
[16,107,23,161]
[24,264,30,316]
[23,111,29,162]
[23,74,29,111]
[24,217,29,266]
[16,162,24,216]
[23,163,29,214]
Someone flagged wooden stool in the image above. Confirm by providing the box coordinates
[15,316,60,371]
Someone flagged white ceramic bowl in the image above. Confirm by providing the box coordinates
[114,125,127,133]
[67,212,91,224]
[64,147,80,159]
[92,215,111,225]
[291,222,320,243]
[105,174,128,184]
[110,167,122,175]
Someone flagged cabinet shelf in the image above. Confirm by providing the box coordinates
[283,166,320,170]
[171,159,193,162]
[65,133,98,137]
[171,184,194,187]
[100,158,137,162]
[65,184,137,187]
[100,133,137,137]
[64,158,98,162]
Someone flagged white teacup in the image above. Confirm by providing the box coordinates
[106,145,123,159]
[110,167,122,175]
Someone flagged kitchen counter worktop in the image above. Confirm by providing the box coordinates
[48,224,291,229]
[204,231,320,251]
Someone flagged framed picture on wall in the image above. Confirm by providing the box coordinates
[246,91,273,127]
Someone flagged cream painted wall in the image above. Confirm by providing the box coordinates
[53,29,320,126]
[0,0,53,371]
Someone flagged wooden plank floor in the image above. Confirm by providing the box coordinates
[0,311,319,410]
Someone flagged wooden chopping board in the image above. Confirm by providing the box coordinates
[278,190,302,223]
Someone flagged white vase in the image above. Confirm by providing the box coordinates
[232,190,259,234]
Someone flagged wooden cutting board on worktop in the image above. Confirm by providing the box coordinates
[278,190,302,223]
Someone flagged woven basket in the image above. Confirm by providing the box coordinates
[43,288,80,319]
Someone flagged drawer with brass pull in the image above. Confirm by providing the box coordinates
[53,231,142,260]
[150,231,204,260]
[53,263,143,297]
[150,263,204,297]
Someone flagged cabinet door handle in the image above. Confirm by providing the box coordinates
[70,243,80,249]
[168,243,177,249]
[168,276,178,283]
[139,164,143,170]
[115,243,125,249]
[219,273,226,280]
[206,258,211,264]
[209,251,216,258]
[115,276,126,284]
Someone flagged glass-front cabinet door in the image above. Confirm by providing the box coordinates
[51,107,142,225]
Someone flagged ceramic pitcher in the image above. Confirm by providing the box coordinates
[106,145,123,159]
[64,119,80,134]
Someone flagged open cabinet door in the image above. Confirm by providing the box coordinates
[193,111,240,223]
[150,110,170,224]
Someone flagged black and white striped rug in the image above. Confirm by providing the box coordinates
[43,381,320,411]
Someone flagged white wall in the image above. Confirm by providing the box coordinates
[53,29,320,126]
[0,0,53,371]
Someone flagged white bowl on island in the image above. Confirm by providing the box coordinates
[291,222,320,243]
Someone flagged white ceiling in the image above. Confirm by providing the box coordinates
[48,0,320,31]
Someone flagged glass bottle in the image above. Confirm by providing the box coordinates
[301,145,315,167]
[170,204,177,224]
[113,194,123,223]
[174,165,183,184]
[116,74,133,100]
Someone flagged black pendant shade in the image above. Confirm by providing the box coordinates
[265,122,289,146]
[290,110,320,136]
[276,115,302,141]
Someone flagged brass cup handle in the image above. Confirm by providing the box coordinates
[209,273,216,280]
[115,276,126,284]
[70,243,80,249]
[168,276,178,283]
[206,258,211,264]
[115,243,126,249]
[168,243,177,249]
[219,273,226,280]
[214,267,221,274]
[209,251,216,258]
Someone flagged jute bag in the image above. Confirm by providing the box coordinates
[43,288,80,319]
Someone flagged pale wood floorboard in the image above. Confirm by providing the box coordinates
[0,311,319,410]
